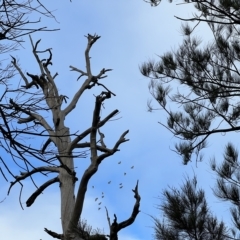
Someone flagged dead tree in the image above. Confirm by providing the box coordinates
[2,34,141,240]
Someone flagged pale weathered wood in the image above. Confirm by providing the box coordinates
[8,34,140,240]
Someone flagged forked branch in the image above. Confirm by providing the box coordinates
[64,34,112,117]
[105,181,141,240]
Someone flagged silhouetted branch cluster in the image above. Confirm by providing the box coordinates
[0,0,59,49]
[0,0,59,185]
[141,2,240,164]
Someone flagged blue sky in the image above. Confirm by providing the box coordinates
[0,1,236,239]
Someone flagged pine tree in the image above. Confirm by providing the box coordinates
[141,0,240,238]
[141,0,240,164]
[153,176,234,240]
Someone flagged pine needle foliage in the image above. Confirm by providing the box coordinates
[153,177,234,240]
[141,0,240,164]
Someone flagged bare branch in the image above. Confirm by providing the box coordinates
[85,34,101,76]
[69,109,119,152]
[67,89,127,233]
[105,207,111,229]
[29,35,45,74]
[26,177,59,207]
[11,55,29,86]
[118,180,141,228]
[8,166,59,194]
[69,65,87,80]
[0,0,59,51]
[108,181,141,240]
[9,98,56,140]
[97,130,129,164]
[41,138,52,154]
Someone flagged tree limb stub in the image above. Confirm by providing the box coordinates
[63,34,105,117]
[97,130,129,164]
[44,228,63,239]
[75,142,112,153]
[85,34,101,77]
[18,115,35,124]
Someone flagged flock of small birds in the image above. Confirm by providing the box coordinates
[96,192,105,210]
[92,162,135,210]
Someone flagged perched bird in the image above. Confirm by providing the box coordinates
[95,198,98,201]
[118,161,121,164]
[108,181,111,184]
[131,166,134,169]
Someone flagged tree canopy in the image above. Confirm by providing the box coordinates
[141,0,240,164]
[141,0,240,238]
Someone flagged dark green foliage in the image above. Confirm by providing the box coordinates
[211,143,240,237]
[141,0,240,164]
[153,177,233,240]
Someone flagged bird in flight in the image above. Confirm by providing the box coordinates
[131,166,134,169]
[98,202,102,205]
[118,161,121,164]
[124,172,126,175]
[120,186,123,189]
[108,181,111,184]
[95,198,98,201]
[98,207,101,210]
